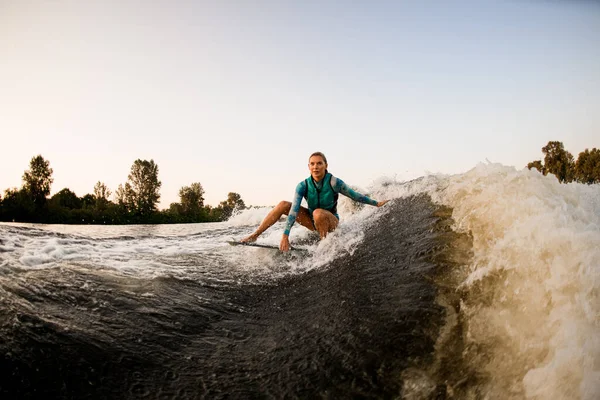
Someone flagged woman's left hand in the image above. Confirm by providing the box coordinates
[377,200,390,207]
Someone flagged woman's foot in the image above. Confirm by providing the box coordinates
[240,233,259,243]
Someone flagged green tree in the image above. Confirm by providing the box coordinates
[93,181,112,210]
[81,194,96,209]
[179,182,205,216]
[218,192,246,220]
[542,141,574,183]
[125,159,161,215]
[205,205,223,222]
[1,188,34,222]
[168,202,183,215]
[22,155,54,207]
[526,160,545,174]
[574,148,600,184]
[115,183,134,211]
[50,188,82,209]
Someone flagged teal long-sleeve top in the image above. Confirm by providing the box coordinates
[283,174,378,236]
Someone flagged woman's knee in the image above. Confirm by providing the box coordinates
[312,208,326,222]
[276,201,292,214]
[314,208,338,226]
[313,209,334,224]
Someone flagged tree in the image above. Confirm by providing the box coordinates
[178,182,205,215]
[93,181,112,210]
[81,194,96,209]
[115,183,134,210]
[22,155,53,207]
[205,205,223,222]
[116,160,161,215]
[527,160,545,174]
[1,188,34,222]
[218,192,246,220]
[168,202,183,215]
[574,148,600,184]
[50,188,82,209]
[126,159,161,215]
[542,141,574,183]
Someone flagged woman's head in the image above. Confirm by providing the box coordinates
[308,151,327,164]
[308,152,328,181]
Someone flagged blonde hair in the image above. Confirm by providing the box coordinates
[309,151,327,164]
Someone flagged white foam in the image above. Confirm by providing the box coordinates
[380,163,600,399]
[226,207,274,226]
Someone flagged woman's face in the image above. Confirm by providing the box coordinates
[308,155,327,181]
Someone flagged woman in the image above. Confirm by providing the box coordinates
[241,152,389,251]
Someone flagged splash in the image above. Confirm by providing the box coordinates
[378,163,600,399]
[1,163,598,399]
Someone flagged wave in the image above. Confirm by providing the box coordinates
[0,163,598,399]
[387,163,600,399]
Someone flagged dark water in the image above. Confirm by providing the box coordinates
[0,195,472,399]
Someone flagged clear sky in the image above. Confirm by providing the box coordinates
[1,0,599,208]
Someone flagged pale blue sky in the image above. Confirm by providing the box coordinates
[1,0,599,208]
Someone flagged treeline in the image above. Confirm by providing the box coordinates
[0,155,246,224]
[527,141,600,184]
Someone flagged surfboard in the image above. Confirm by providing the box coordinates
[227,241,308,253]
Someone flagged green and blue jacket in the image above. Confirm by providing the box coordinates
[283,172,378,235]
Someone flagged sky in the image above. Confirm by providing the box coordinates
[1,0,599,208]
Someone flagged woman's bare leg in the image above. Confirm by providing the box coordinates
[241,201,316,242]
[312,209,339,239]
